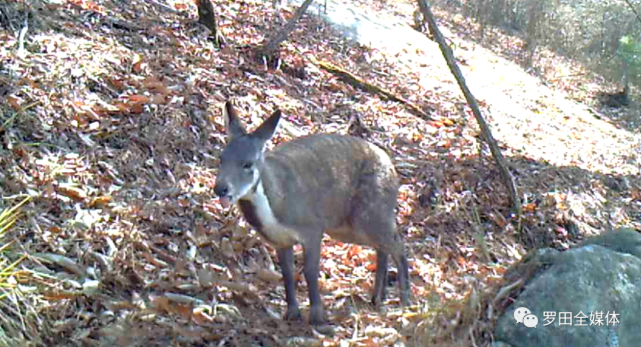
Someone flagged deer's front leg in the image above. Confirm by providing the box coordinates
[303,233,324,325]
[277,247,301,321]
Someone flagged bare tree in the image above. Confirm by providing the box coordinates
[196,0,224,47]
[257,0,315,67]
[417,0,522,220]
[522,0,543,67]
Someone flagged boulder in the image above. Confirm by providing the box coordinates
[494,228,641,347]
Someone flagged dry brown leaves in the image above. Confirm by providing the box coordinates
[0,0,639,346]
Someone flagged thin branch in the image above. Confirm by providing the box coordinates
[621,0,641,25]
[417,0,522,222]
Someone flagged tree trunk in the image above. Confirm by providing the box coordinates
[523,0,541,67]
[475,0,487,40]
[417,0,522,220]
[196,0,223,47]
[257,0,315,67]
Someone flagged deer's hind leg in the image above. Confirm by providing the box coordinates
[350,185,410,306]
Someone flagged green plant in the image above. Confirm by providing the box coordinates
[617,35,641,80]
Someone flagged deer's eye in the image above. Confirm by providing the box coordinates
[243,162,253,170]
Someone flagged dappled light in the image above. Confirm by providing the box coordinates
[0,0,640,346]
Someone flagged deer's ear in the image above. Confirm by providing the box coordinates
[223,101,247,139]
[252,109,281,145]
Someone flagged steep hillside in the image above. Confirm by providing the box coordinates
[0,0,639,346]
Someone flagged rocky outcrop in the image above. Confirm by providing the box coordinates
[494,228,641,347]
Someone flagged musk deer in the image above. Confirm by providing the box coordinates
[214,101,410,325]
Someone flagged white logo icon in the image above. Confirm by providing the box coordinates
[523,314,538,328]
[514,307,531,323]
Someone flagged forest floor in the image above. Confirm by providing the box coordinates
[0,0,640,346]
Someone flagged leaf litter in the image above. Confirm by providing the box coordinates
[0,0,639,346]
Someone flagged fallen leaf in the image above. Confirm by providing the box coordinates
[56,185,87,202]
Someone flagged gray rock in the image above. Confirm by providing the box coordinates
[579,228,641,259]
[495,228,641,347]
[490,342,514,347]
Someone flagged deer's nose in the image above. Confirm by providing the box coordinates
[214,184,229,197]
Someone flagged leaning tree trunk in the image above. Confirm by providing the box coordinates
[256,0,315,67]
[417,0,522,221]
[196,0,223,47]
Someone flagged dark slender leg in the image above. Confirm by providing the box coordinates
[393,252,410,306]
[303,236,324,325]
[372,250,389,305]
[277,247,301,320]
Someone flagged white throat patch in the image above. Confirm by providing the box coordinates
[240,180,300,247]
[251,181,279,228]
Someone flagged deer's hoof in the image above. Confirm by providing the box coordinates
[308,304,325,326]
[284,306,302,321]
